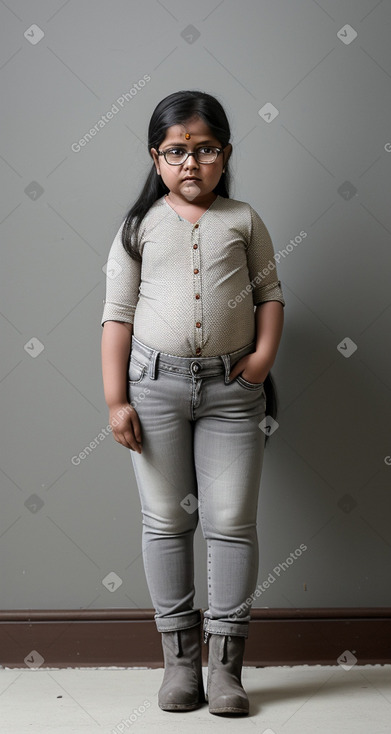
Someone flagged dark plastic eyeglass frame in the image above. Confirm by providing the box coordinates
[157,147,223,165]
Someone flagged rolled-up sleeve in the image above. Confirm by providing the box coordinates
[101,220,142,326]
[246,206,285,308]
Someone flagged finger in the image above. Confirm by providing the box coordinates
[113,428,141,452]
[113,430,132,449]
[130,412,142,444]
[229,356,247,381]
[228,365,238,381]
[124,427,142,453]
[229,367,242,382]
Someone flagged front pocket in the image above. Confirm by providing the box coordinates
[128,355,147,384]
[235,374,264,390]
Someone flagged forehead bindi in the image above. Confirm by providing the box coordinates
[162,122,219,146]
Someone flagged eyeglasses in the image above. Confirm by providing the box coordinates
[157,146,223,165]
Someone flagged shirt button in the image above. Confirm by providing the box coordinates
[194,223,199,228]
[193,244,198,249]
[196,321,201,328]
[196,347,201,355]
[194,268,199,274]
[195,293,200,299]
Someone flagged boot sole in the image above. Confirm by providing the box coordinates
[206,691,249,715]
[158,701,204,711]
[159,689,206,711]
[209,706,249,715]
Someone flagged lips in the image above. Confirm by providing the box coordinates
[182,177,200,182]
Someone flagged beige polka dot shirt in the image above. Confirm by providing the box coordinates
[101,195,285,357]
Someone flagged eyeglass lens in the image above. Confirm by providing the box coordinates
[164,148,218,164]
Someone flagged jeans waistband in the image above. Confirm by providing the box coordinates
[130,335,256,383]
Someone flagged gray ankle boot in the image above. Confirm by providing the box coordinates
[205,632,249,715]
[158,621,206,711]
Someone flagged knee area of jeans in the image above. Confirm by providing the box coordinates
[203,518,257,538]
[142,510,198,535]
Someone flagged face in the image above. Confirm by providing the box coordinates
[150,116,232,205]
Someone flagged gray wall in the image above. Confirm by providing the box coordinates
[1,0,390,611]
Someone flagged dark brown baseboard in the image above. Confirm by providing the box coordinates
[0,608,390,668]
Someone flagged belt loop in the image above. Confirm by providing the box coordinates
[220,354,231,384]
[148,349,159,379]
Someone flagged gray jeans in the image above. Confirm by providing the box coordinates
[128,334,266,639]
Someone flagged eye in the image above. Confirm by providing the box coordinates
[167,147,186,155]
[198,146,215,154]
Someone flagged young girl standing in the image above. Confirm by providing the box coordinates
[101,90,285,716]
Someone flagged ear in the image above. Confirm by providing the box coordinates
[150,147,160,175]
[223,143,232,167]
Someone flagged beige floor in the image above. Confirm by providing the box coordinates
[0,664,390,733]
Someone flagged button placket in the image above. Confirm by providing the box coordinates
[192,222,203,356]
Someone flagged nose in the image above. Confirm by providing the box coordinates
[184,152,199,168]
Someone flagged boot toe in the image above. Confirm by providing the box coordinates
[158,684,202,711]
[208,692,249,715]
[159,672,204,710]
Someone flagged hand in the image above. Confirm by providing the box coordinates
[109,402,143,453]
[228,352,270,385]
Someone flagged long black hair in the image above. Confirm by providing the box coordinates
[121,89,279,443]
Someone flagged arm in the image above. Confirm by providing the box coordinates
[228,301,284,384]
[254,300,284,370]
[229,205,285,383]
[101,320,142,453]
[101,320,132,407]
[100,218,143,451]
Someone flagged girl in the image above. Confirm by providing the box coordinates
[101,90,285,716]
